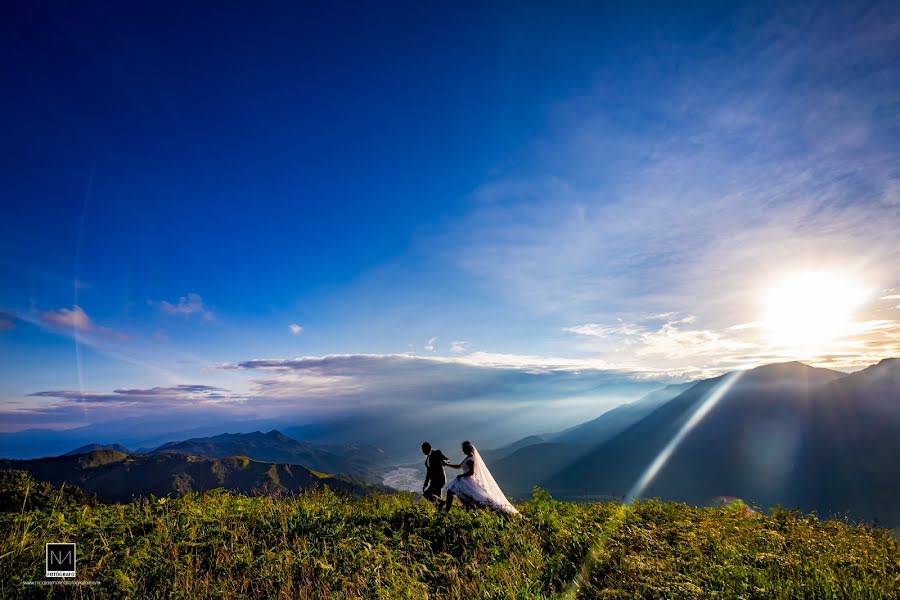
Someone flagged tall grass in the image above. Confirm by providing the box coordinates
[1,473,898,598]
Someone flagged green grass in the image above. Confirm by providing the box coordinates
[1,471,898,598]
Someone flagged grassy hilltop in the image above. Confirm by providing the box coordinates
[1,470,898,599]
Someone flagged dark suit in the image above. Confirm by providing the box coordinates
[423,449,448,504]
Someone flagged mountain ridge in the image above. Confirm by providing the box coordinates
[150,430,390,480]
[0,449,378,502]
[63,443,131,456]
[539,358,900,524]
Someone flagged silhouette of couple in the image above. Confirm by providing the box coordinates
[421,441,519,515]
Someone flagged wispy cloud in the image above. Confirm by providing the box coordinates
[151,293,214,321]
[6,306,191,383]
[39,305,124,339]
[29,384,235,405]
[448,3,900,372]
[424,337,437,352]
[566,314,754,355]
[41,305,95,332]
[288,323,303,335]
[0,385,246,432]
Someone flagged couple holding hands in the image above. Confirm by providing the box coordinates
[421,440,519,516]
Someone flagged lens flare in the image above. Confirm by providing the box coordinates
[624,370,744,503]
[567,370,745,597]
[74,162,96,409]
[565,503,629,599]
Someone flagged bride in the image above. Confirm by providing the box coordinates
[443,441,519,516]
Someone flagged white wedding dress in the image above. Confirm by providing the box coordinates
[445,446,519,515]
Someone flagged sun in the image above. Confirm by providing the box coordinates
[762,271,868,350]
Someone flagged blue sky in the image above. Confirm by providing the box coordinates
[1,1,898,440]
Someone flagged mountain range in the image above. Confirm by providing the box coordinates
[1,358,898,525]
[150,430,390,480]
[493,359,900,526]
[489,382,695,493]
[0,449,377,502]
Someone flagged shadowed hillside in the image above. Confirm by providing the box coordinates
[492,383,695,496]
[552,382,696,445]
[543,361,900,525]
[804,358,900,526]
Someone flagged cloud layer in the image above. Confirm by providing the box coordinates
[29,384,235,405]
[0,384,247,432]
[2,353,657,433]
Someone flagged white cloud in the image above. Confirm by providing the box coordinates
[289,323,303,335]
[566,311,900,373]
[153,293,214,321]
[566,315,756,361]
[450,340,469,353]
[424,337,437,352]
[564,323,645,339]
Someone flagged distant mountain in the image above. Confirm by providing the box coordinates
[0,449,376,502]
[491,383,695,496]
[0,416,298,459]
[491,442,589,498]
[550,382,696,445]
[542,360,900,525]
[484,435,547,462]
[151,430,390,480]
[63,443,131,456]
[544,362,843,501]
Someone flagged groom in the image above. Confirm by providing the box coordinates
[421,442,449,506]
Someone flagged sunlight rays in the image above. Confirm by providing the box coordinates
[624,370,744,504]
[566,370,746,596]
